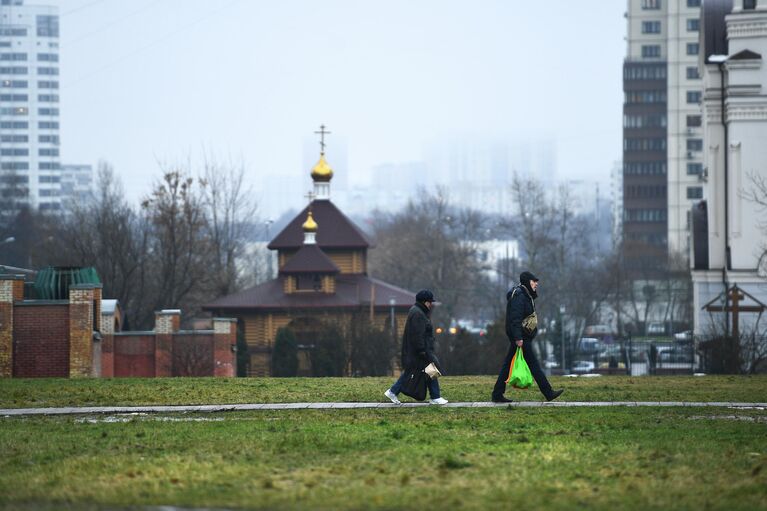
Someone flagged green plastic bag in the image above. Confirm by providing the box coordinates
[505,346,533,389]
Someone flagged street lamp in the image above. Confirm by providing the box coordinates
[388,298,396,333]
[560,305,566,373]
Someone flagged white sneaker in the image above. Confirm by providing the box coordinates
[429,397,449,405]
[384,389,401,405]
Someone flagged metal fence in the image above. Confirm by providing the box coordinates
[568,340,696,376]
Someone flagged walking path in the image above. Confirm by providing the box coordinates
[2,401,765,416]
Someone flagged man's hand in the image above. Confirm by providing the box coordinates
[515,340,523,347]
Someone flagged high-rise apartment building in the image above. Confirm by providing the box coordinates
[0,0,60,212]
[60,164,93,205]
[623,0,704,269]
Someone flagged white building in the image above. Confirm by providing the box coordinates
[692,0,767,339]
[611,160,624,246]
[623,0,704,263]
[0,0,60,211]
[60,164,93,205]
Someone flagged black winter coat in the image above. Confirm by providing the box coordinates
[505,285,538,343]
[400,302,438,371]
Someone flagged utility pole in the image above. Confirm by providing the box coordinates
[560,305,566,373]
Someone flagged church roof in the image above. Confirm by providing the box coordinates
[729,49,761,61]
[279,244,340,274]
[268,200,373,250]
[203,274,415,311]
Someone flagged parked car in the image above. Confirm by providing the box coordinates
[579,337,600,353]
[571,360,595,373]
[544,359,560,369]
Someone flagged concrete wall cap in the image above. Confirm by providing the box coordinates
[70,283,103,290]
[0,274,26,280]
[212,318,238,323]
[157,309,182,315]
[14,300,69,306]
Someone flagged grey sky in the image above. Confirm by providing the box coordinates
[52,0,626,208]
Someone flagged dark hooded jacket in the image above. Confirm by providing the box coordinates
[506,284,538,342]
[400,302,438,370]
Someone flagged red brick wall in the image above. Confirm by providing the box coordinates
[12,304,70,377]
[113,335,155,377]
[172,334,214,377]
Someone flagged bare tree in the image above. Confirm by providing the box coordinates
[142,169,211,317]
[368,187,491,324]
[198,152,259,297]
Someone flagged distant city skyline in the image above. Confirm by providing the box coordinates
[25,0,624,217]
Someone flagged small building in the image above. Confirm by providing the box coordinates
[204,136,415,376]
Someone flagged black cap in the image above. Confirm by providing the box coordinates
[520,271,539,286]
[415,289,436,303]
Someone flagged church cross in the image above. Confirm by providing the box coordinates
[304,190,316,204]
[314,124,331,153]
[705,285,765,338]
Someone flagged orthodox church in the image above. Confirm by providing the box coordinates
[204,129,415,376]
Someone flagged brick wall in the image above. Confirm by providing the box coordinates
[172,334,214,376]
[12,304,70,377]
[113,334,156,377]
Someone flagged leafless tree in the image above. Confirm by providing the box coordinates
[198,151,259,297]
[141,168,212,317]
[368,187,491,324]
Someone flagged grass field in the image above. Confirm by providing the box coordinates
[1,376,766,510]
[1,375,766,408]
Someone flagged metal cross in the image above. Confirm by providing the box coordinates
[304,190,316,203]
[314,124,331,153]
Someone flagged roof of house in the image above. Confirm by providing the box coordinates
[729,49,762,60]
[267,200,373,250]
[279,244,340,274]
[203,274,415,311]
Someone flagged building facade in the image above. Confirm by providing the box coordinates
[692,0,767,343]
[623,0,704,269]
[60,163,93,205]
[0,0,60,211]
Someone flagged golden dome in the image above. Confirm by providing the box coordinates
[302,211,318,233]
[310,153,334,182]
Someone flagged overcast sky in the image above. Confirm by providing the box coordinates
[50,0,626,205]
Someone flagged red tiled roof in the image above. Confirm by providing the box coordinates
[279,244,339,274]
[267,200,373,250]
[203,274,415,311]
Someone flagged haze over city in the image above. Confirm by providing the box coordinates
[46,0,624,217]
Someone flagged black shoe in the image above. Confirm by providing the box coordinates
[491,395,514,403]
[546,389,564,402]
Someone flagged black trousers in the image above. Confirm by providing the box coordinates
[492,340,553,399]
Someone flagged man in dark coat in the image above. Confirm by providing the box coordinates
[384,289,448,405]
[492,271,564,402]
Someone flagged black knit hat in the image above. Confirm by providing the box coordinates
[519,271,539,287]
[415,289,436,303]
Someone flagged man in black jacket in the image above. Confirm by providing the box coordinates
[384,289,448,405]
[492,271,564,403]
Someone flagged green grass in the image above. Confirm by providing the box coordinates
[1,375,766,408]
[1,406,766,510]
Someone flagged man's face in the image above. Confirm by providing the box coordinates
[424,301,433,310]
[531,280,539,292]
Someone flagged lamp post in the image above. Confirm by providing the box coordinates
[560,305,566,373]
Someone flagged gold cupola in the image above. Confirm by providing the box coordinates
[311,153,334,183]
[302,211,318,244]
